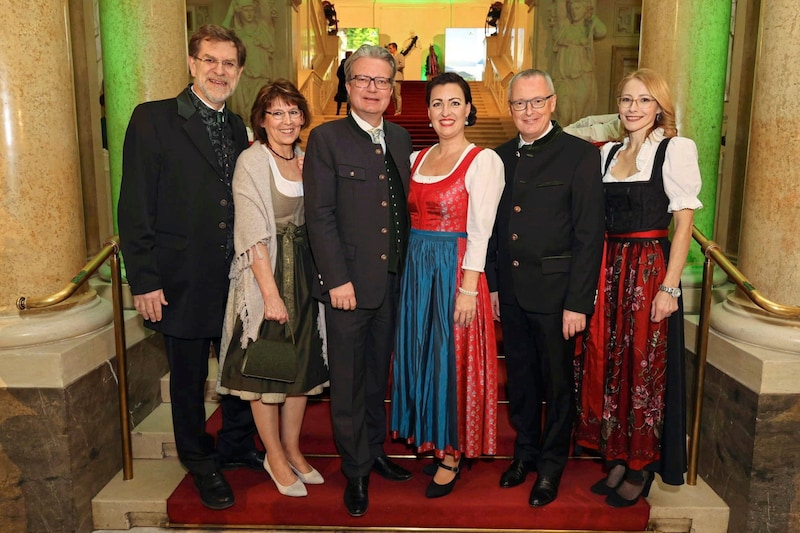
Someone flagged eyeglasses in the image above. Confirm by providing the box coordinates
[194,56,239,72]
[349,75,393,90]
[265,109,303,121]
[617,96,656,109]
[509,94,555,111]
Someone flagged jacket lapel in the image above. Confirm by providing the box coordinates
[177,88,223,177]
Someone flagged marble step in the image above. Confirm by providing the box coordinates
[91,456,728,532]
[132,402,218,459]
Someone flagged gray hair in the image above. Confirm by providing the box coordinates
[344,44,397,80]
[507,69,555,99]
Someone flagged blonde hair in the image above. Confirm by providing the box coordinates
[617,68,677,139]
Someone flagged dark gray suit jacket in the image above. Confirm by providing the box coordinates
[303,115,412,309]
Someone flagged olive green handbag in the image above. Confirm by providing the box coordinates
[240,321,297,383]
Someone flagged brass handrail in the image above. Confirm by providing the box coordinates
[688,226,800,486]
[16,236,133,481]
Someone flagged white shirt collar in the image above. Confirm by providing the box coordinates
[518,121,554,147]
[351,111,384,134]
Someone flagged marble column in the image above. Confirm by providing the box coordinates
[98,0,188,234]
[0,0,111,344]
[690,4,800,531]
[639,0,731,272]
[711,0,800,353]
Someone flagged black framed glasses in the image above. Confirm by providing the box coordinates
[509,94,554,111]
[349,75,393,90]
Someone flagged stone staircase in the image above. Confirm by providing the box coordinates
[92,347,729,532]
[309,81,516,151]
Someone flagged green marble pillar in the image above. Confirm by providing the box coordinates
[640,0,732,272]
[98,0,188,233]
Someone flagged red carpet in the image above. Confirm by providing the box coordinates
[168,456,649,530]
[168,331,650,531]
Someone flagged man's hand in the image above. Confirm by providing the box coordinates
[133,289,168,322]
[329,282,357,311]
[490,291,501,322]
[562,309,586,340]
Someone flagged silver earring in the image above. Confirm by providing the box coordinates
[428,122,432,128]
[656,112,662,122]
[465,119,469,126]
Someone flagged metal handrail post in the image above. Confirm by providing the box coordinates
[108,240,133,480]
[687,254,715,485]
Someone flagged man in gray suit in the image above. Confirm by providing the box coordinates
[304,44,413,517]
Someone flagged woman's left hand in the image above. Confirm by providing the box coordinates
[650,290,678,323]
[454,293,477,328]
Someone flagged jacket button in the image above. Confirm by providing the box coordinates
[380,254,388,260]
[350,170,355,176]
[511,233,519,240]
[375,148,382,155]
[219,199,229,207]
[381,227,388,234]
[512,260,520,267]
[218,222,227,229]
[381,200,388,207]
[378,174,386,181]
[513,205,522,213]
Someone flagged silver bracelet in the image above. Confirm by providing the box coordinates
[458,287,478,297]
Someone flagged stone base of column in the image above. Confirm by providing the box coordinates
[685,304,800,532]
[0,301,169,532]
[711,292,800,355]
[0,292,112,350]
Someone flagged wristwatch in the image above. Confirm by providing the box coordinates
[658,285,682,298]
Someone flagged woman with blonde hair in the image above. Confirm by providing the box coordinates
[575,68,701,507]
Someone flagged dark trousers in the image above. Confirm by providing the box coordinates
[163,335,256,476]
[500,303,576,479]
[324,274,398,478]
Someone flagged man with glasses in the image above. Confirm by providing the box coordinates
[118,25,262,511]
[487,69,604,507]
[304,44,413,517]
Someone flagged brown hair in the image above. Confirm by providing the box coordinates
[188,24,247,68]
[617,68,677,139]
[250,79,311,146]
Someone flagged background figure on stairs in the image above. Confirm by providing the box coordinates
[391,72,505,499]
[488,68,604,508]
[575,68,699,508]
[118,24,262,512]
[387,43,404,115]
[335,51,352,115]
[217,80,330,498]
[304,44,414,518]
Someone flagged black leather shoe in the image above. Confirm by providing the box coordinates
[344,476,369,517]
[499,459,532,488]
[193,470,235,510]
[220,450,265,471]
[372,455,412,481]
[529,475,560,507]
